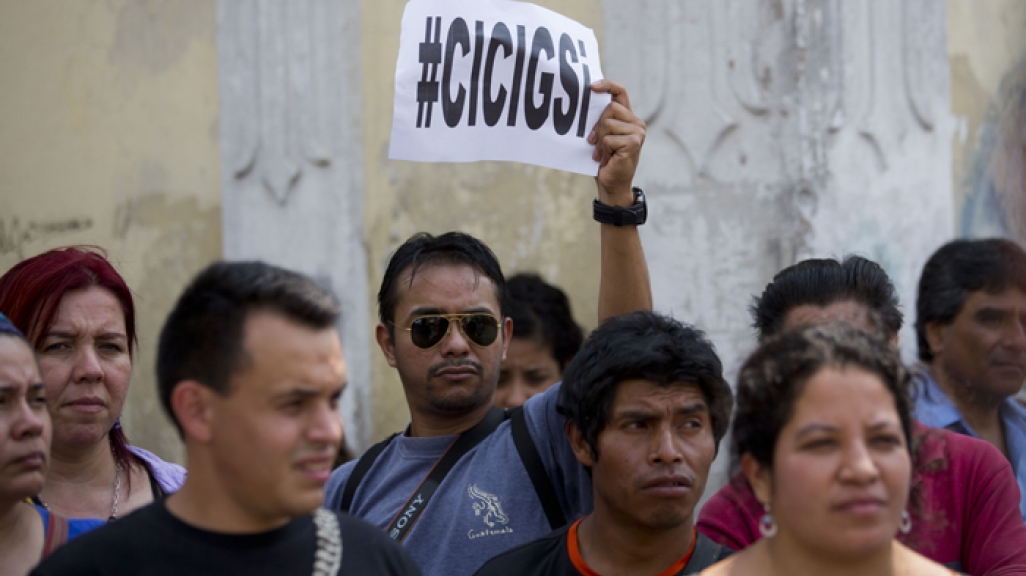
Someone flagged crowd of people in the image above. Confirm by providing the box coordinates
[1,79,1025,576]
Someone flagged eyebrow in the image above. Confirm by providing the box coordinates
[45,330,127,340]
[795,421,898,439]
[615,402,709,421]
[794,423,839,440]
[273,382,347,400]
[407,306,496,318]
[0,383,45,394]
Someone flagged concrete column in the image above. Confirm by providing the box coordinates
[217,0,373,450]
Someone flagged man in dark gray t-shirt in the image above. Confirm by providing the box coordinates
[35,262,420,576]
[473,313,734,576]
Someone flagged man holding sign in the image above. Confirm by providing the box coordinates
[326,72,649,575]
[330,0,653,570]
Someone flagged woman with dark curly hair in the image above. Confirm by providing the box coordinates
[697,323,955,576]
[0,247,184,523]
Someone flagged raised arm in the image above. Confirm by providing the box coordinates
[589,79,652,322]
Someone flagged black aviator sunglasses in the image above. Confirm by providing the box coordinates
[397,313,502,349]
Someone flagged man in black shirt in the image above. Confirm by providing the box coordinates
[33,262,420,576]
[475,312,733,576]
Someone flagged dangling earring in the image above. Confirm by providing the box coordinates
[759,504,778,538]
[899,510,912,535]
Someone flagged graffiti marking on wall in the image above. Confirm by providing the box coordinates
[0,217,94,259]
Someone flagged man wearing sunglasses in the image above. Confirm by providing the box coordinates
[325,79,652,576]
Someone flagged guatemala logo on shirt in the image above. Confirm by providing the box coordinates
[467,484,513,539]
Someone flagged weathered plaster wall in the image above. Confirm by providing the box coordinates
[950,0,1026,243]
[602,0,954,497]
[5,0,1021,468]
[0,0,221,464]
[360,0,606,442]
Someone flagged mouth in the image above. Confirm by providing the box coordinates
[641,475,694,497]
[64,397,106,413]
[991,360,1026,377]
[431,363,481,382]
[11,450,46,470]
[833,497,886,516]
[294,455,334,483]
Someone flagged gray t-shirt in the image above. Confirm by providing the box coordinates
[324,382,592,576]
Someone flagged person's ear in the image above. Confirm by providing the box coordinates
[741,452,772,505]
[924,321,947,359]
[500,317,513,361]
[566,421,596,468]
[171,381,215,444]
[376,324,398,368]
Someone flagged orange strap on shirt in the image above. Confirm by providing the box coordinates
[567,517,698,576]
[41,512,69,558]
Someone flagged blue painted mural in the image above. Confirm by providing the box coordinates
[962,57,1026,244]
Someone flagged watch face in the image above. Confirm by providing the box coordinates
[634,188,647,224]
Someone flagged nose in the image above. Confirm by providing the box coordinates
[72,346,104,384]
[308,401,343,447]
[650,425,684,464]
[1003,315,1026,352]
[439,319,471,357]
[839,440,880,484]
[500,379,529,409]
[11,400,47,440]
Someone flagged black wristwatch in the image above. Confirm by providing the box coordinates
[593,187,647,226]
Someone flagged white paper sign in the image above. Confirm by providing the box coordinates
[388,0,610,176]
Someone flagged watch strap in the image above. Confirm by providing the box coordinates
[593,187,647,226]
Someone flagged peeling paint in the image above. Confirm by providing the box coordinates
[109,0,214,75]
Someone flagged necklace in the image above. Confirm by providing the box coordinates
[34,460,123,523]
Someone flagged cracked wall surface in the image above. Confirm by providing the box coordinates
[1,0,1021,472]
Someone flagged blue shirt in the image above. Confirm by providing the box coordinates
[912,366,1026,522]
[324,382,591,576]
[33,504,105,540]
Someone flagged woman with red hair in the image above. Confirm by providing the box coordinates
[0,246,184,522]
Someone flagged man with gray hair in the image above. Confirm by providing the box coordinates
[912,238,1026,522]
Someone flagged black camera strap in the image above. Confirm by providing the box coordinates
[382,406,506,542]
[340,405,567,539]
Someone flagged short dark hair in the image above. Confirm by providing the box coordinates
[733,322,913,470]
[507,273,583,370]
[558,311,733,460]
[915,238,1026,362]
[752,256,903,341]
[377,232,509,328]
[0,313,29,344]
[157,261,341,435]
